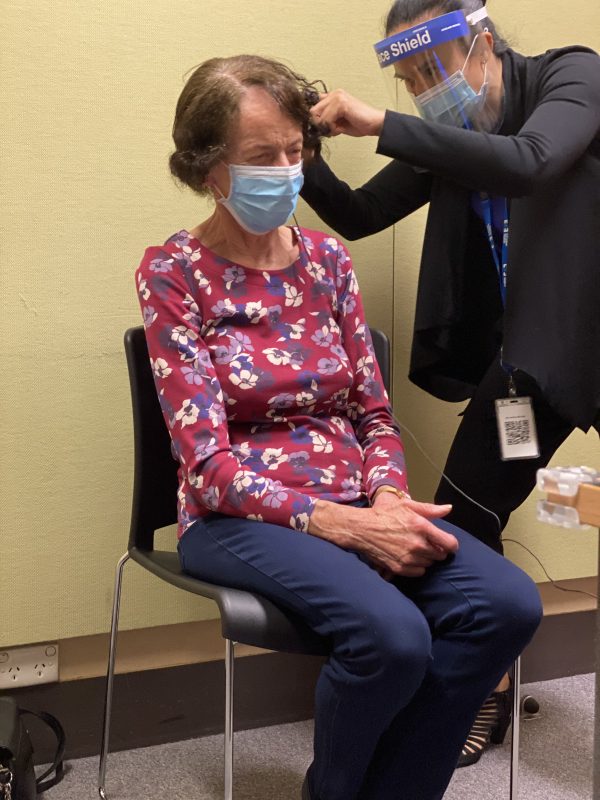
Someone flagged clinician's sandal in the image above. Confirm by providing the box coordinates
[301,767,313,799]
[457,686,512,768]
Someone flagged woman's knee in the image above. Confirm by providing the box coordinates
[480,560,542,645]
[439,523,543,645]
[355,608,433,690]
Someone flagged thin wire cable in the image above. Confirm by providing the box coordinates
[393,414,598,601]
[292,214,311,263]
[392,412,503,532]
[390,79,399,406]
[390,224,396,404]
[503,538,598,600]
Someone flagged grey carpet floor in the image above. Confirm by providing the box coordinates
[45,673,593,799]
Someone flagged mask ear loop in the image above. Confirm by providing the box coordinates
[461,31,481,73]
[211,162,233,203]
[465,32,491,109]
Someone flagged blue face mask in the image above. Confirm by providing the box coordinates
[412,39,488,129]
[413,68,488,128]
[217,161,304,235]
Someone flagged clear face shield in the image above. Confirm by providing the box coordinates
[374,7,498,132]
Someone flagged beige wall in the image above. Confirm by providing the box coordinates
[1,0,598,647]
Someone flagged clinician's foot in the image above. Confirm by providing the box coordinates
[457,676,512,768]
[301,769,312,799]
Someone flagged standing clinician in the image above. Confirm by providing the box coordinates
[302,0,600,768]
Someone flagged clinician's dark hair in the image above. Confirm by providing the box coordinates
[169,55,325,196]
[385,0,509,55]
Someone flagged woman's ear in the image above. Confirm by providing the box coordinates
[206,162,228,199]
[481,29,494,58]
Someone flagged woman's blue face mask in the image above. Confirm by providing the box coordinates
[217,161,304,235]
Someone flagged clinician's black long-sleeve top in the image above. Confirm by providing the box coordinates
[302,46,600,430]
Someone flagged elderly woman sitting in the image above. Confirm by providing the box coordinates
[136,54,541,800]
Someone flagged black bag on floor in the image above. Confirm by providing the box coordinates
[0,697,65,798]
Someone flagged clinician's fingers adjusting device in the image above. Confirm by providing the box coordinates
[302,80,331,137]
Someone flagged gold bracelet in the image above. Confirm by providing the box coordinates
[372,485,411,504]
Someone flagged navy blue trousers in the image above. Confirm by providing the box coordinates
[179,512,542,800]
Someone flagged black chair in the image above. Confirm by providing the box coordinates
[97,324,391,800]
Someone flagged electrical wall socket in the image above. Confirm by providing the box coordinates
[0,643,59,688]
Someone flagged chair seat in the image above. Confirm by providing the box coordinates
[130,547,330,656]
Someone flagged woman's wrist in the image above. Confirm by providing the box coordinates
[371,485,411,505]
[308,499,365,547]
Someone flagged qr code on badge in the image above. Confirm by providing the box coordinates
[505,419,531,445]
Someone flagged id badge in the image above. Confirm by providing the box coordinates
[495,396,540,461]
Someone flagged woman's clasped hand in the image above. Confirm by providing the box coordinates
[309,494,457,578]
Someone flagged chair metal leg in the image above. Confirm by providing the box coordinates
[98,552,130,800]
[224,639,235,800]
[509,656,521,800]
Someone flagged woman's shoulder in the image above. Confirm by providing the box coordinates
[137,230,203,275]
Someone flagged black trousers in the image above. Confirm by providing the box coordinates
[434,354,600,553]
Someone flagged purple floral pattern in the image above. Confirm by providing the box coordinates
[136,227,408,537]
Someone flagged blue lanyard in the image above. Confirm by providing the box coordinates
[479,193,515,387]
[480,193,509,307]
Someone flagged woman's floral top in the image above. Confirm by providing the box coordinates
[136,226,408,538]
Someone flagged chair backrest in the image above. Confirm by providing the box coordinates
[124,327,180,550]
[124,325,391,552]
[369,327,390,396]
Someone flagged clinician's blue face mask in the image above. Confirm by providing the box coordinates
[216,161,304,235]
[412,39,488,129]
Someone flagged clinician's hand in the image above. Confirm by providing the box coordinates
[308,494,458,578]
[309,90,386,138]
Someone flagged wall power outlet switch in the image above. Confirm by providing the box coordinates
[0,643,59,688]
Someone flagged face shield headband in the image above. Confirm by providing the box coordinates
[374,8,488,69]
